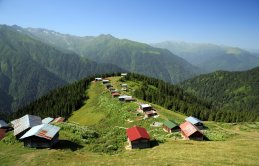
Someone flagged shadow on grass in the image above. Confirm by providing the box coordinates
[201,126,209,130]
[150,139,159,148]
[53,140,84,151]
[203,135,210,141]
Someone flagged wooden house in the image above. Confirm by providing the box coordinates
[118,95,133,101]
[105,83,112,89]
[20,123,60,148]
[121,73,127,77]
[125,98,136,102]
[144,110,158,118]
[179,121,203,140]
[163,120,179,133]
[95,78,102,82]
[52,117,65,123]
[185,116,204,129]
[102,79,110,84]
[11,114,42,139]
[121,84,128,91]
[126,126,150,149]
[139,104,153,112]
[110,89,119,94]
[0,120,9,140]
[112,92,120,97]
[108,87,115,91]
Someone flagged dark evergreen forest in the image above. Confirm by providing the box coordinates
[124,73,259,122]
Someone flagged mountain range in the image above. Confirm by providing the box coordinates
[151,41,259,72]
[0,25,200,114]
[0,25,123,114]
[1,24,259,116]
[16,26,200,83]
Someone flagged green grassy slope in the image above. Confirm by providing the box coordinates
[1,76,259,165]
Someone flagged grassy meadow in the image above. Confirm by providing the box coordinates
[1,77,259,165]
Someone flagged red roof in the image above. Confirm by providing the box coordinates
[126,126,150,141]
[180,121,202,137]
[112,92,120,96]
[0,128,6,140]
[53,117,65,123]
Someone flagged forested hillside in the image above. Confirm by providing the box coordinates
[8,72,259,123]
[21,26,200,83]
[182,67,259,114]
[10,73,119,120]
[124,73,259,122]
[0,25,123,114]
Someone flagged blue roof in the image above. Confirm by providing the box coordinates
[20,123,60,140]
[0,120,8,128]
[42,117,54,124]
[185,116,203,125]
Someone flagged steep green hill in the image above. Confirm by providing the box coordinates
[1,74,259,165]
[182,67,259,114]
[152,41,259,72]
[11,72,259,123]
[22,27,200,83]
[0,25,123,114]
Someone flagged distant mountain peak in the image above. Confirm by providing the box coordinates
[97,34,115,39]
[152,41,259,72]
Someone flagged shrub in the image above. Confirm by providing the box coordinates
[2,132,19,145]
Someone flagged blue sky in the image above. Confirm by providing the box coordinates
[0,0,258,49]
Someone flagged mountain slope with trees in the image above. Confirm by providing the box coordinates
[181,67,259,115]
[124,73,259,122]
[2,73,259,166]
[20,26,201,83]
[0,25,123,114]
[8,73,258,123]
[152,41,259,72]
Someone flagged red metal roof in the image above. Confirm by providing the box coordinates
[53,117,65,123]
[112,92,120,96]
[0,129,6,140]
[180,121,202,137]
[126,126,150,141]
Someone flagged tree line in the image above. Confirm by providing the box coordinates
[124,73,259,122]
[6,73,121,121]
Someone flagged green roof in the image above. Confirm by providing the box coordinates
[163,120,178,129]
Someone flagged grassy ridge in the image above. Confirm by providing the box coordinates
[1,76,259,165]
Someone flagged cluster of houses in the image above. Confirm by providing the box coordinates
[126,116,204,149]
[95,74,205,149]
[0,115,65,148]
[95,74,160,119]
[95,74,137,103]
[1,73,206,151]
